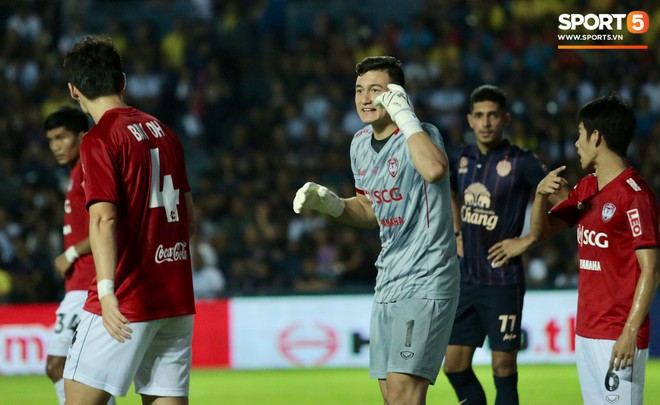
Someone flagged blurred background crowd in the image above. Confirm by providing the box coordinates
[1,0,659,303]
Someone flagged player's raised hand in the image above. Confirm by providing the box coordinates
[536,166,568,197]
[374,84,423,139]
[293,182,345,218]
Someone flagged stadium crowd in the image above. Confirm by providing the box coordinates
[1,0,660,303]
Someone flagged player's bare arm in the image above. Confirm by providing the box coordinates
[335,193,378,228]
[407,133,448,183]
[610,247,660,371]
[529,166,571,242]
[89,201,132,343]
[54,238,91,277]
[450,191,463,257]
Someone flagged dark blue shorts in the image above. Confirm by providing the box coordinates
[448,282,525,351]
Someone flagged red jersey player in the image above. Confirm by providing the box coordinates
[61,35,196,405]
[530,95,659,405]
[45,106,117,405]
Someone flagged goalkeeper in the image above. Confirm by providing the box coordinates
[293,56,459,405]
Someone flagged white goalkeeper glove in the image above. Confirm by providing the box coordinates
[374,84,423,139]
[292,182,345,218]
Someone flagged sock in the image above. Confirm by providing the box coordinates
[494,373,519,405]
[54,378,65,405]
[445,368,487,405]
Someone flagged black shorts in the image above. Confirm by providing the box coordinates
[448,282,525,351]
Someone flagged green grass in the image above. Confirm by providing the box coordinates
[4,361,660,404]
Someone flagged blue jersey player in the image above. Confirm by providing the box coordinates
[293,56,459,405]
[443,85,548,405]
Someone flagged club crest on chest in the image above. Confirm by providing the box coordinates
[496,159,511,177]
[388,157,399,178]
[601,203,616,223]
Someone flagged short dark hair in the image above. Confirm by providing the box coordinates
[63,35,124,100]
[469,85,507,112]
[44,106,89,133]
[355,56,405,87]
[578,95,635,158]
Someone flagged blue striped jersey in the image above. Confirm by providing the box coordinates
[450,140,546,285]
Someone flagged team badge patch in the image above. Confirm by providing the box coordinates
[627,209,642,237]
[601,203,616,222]
[458,157,468,174]
[387,157,399,178]
[496,159,511,177]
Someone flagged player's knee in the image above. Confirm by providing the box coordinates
[443,360,469,374]
[384,375,427,405]
[492,363,517,377]
[45,356,65,382]
[385,388,420,405]
[443,347,474,373]
[491,351,518,376]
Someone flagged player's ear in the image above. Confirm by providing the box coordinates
[121,73,127,93]
[592,129,604,147]
[68,82,79,100]
[466,112,475,129]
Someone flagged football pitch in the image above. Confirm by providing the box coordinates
[4,361,660,404]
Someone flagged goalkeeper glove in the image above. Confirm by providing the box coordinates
[292,182,345,218]
[374,84,423,139]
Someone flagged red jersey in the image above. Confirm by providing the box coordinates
[80,107,195,322]
[63,161,95,293]
[551,168,659,348]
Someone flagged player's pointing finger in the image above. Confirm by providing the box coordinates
[549,165,567,176]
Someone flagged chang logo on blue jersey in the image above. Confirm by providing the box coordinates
[460,182,499,231]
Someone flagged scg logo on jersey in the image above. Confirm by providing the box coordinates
[365,188,403,205]
[577,225,609,248]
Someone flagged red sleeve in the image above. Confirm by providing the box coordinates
[549,177,595,226]
[80,134,119,208]
[627,192,660,249]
